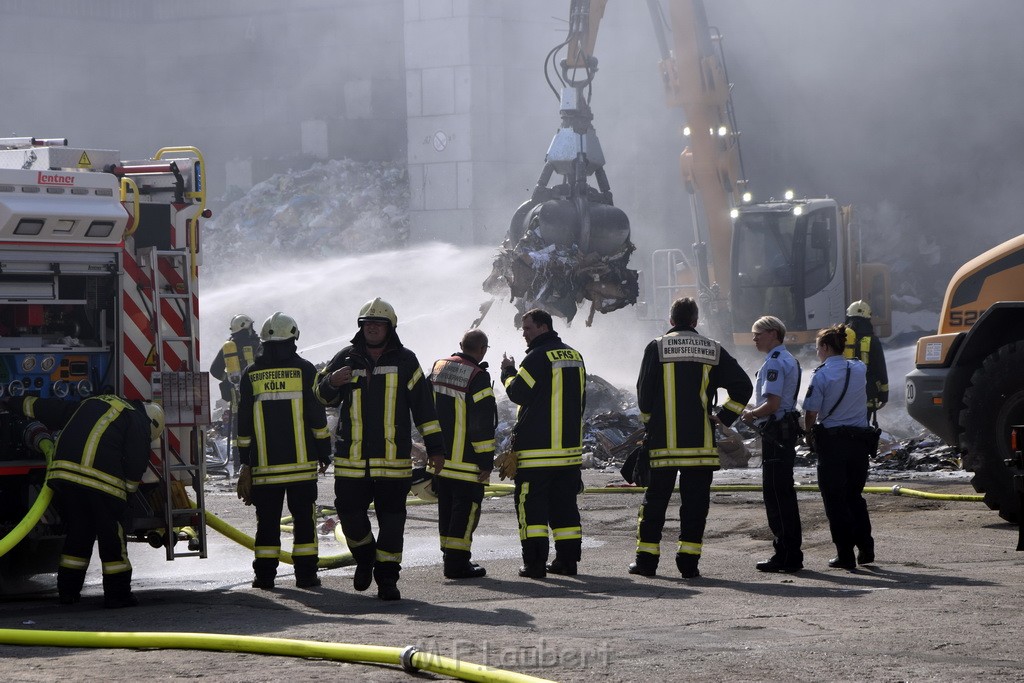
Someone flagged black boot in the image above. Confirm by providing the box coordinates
[676,553,701,579]
[295,572,322,588]
[377,583,401,601]
[546,558,577,576]
[628,555,658,577]
[518,564,546,579]
[444,560,487,579]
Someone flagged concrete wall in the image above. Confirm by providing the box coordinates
[0,0,687,256]
[0,0,407,204]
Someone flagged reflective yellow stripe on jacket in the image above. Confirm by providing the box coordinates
[650,362,719,468]
[46,396,133,499]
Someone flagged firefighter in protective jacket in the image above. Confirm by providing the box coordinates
[209,313,262,475]
[314,298,444,601]
[429,329,498,579]
[9,394,164,608]
[235,312,331,590]
[631,298,752,579]
[499,308,586,579]
[843,300,889,416]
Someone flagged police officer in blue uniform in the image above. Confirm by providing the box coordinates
[804,323,875,570]
[742,315,804,573]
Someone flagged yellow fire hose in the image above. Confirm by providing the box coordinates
[0,446,989,683]
[0,628,555,683]
[0,438,55,558]
[480,482,985,502]
[0,485,53,558]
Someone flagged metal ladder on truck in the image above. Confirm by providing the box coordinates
[141,246,211,561]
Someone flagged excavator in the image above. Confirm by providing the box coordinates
[905,234,1024,522]
[486,0,890,343]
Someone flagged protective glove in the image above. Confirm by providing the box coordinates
[236,465,253,506]
[494,450,517,480]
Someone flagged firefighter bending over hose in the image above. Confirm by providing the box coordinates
[7,395,165,608]
[235,312,332,590]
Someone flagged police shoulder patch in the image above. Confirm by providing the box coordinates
[766,369,779,382]
[771,351,780,358]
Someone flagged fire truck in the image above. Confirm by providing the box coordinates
[0,137,211,588]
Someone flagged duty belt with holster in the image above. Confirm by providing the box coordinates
[761,411,804,445]
[760,358,803,447]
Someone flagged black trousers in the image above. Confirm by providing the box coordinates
[514,467,582,567]
[436,476,484,566]
[635,466,714,567]
[251,481,318,581]
[55,485,132,600]
[816,431,874,560]
[335,476,411,586]
[761,431,803,565]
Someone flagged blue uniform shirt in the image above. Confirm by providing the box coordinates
[754,343,800,422]
[803,356,869,428]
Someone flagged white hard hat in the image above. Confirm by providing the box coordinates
[846,300,871,318]
[144,402,165,441]
[230,314,255,334]
[358,297,398,328]
[409,467,437,502]
[260,312,300,342]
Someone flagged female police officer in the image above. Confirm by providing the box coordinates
[802,324,876,570]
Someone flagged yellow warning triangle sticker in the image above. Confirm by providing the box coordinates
[145,346,157,366]
[77,151,92,168]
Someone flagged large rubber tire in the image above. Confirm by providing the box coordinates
[958,341,1024,523]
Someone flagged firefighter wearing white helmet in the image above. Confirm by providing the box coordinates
[843,300,889,418]
[358,297,398,327]
[7,394,165,608]
[315,297,445,601]
[235,312,332,590]
[210,313,262,477]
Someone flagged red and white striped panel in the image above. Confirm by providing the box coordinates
[120,224,200,483]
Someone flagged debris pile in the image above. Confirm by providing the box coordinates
[871,435,962,472]
[203,159,409,280]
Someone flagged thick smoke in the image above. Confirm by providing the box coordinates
[6,1,1023,438]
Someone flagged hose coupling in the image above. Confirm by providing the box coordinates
[399,645,419,673]
[892,485,902,495]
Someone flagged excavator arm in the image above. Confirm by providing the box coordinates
[648,0,746,328]
[484,0,638,326]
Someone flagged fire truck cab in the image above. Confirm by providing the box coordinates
[0,137,211,586]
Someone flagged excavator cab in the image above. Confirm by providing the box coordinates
[730,199,846,345]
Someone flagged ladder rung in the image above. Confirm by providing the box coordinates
[160,336,194,343]
[157,293,191,300]
[171,551,203,559]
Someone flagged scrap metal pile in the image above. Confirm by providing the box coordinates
[482,212,638,326]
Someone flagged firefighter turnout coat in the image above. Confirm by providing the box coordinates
[236,345,332,485]
[637,326,752,469]
[429,353,498,481]
[13,395,151,500]
[501,330,586,469]
[315,331,444,478]
[843,316,889,409]
[210,328,261,402]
